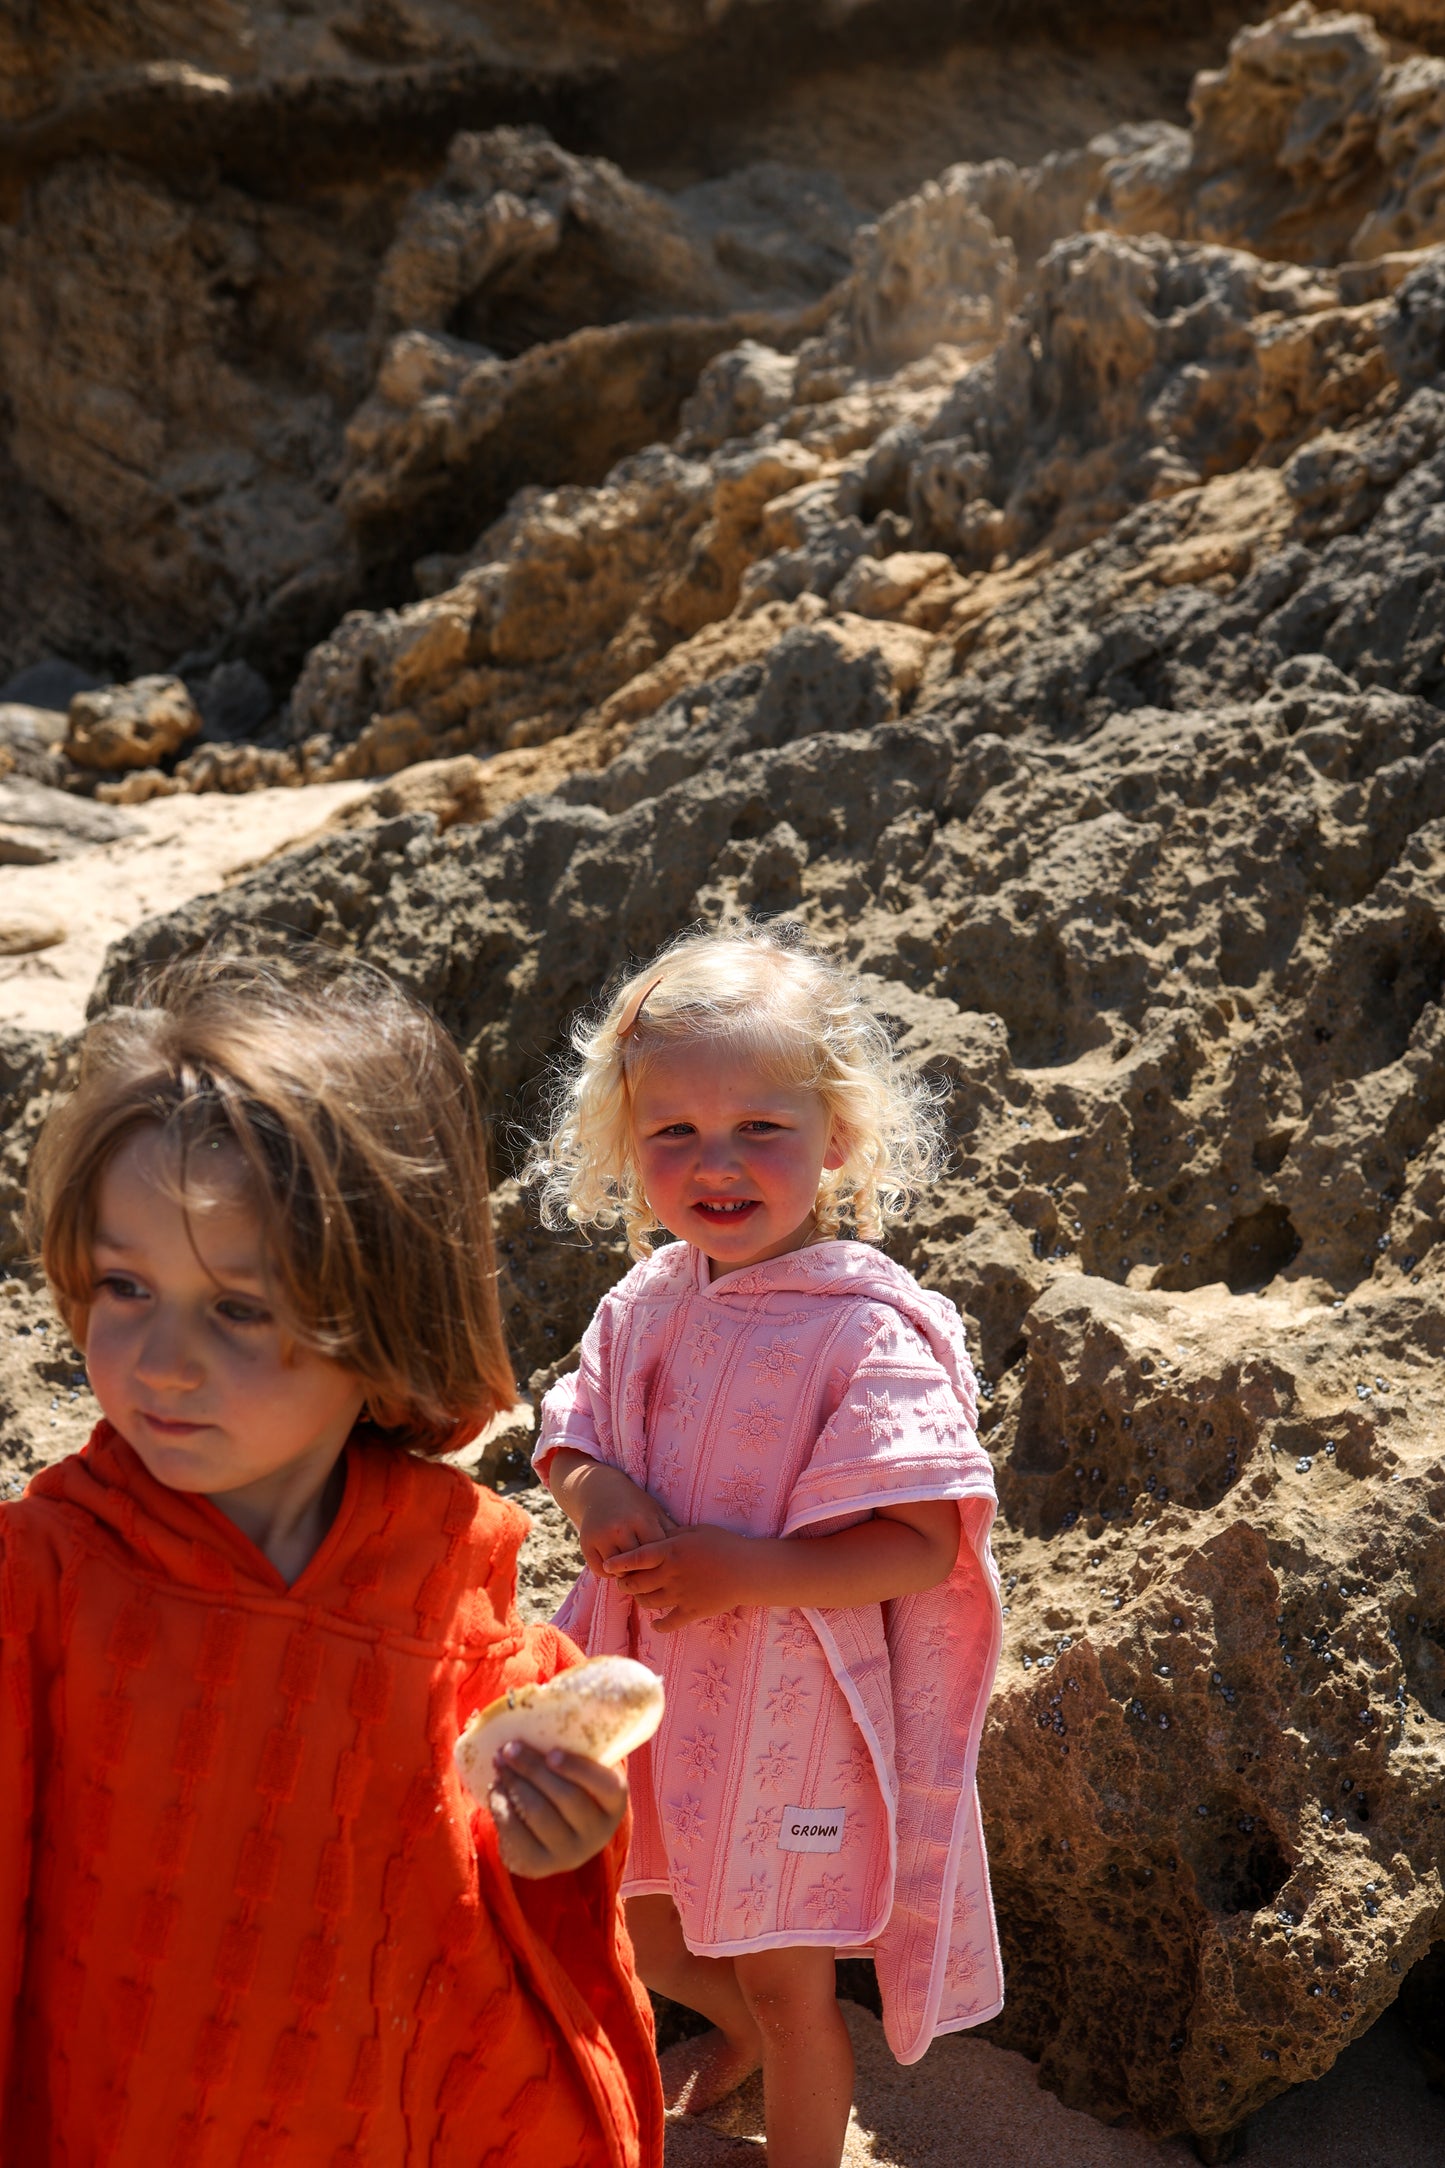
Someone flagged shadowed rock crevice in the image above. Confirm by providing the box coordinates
[1154,1202,1303,1294]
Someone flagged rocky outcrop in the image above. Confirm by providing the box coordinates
[10,0,1445,2151]
[81,152,1445,2152]
[0,125,856,693]
[0,0,1254,692]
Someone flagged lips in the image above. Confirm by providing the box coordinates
[693,1199,760,1221]
[137,1410,210,1438]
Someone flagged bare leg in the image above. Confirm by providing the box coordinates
[626,1894,763,2114]
[733,1944,852,2168]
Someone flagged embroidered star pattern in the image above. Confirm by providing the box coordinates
[765,1675,810,1723]
[668,1377,703,1429]
[901,1684,939,1721]
[748,1336,800,1382]
[715,1468,767,1517]
[655,1444,686,1494]
[690,1660,732,1714]
[742,1806,782,1857]
[753,1740,797,1793]
[851,1387,901,1447]
[690,1319,722,1365]
[666,1792,708,1850]
[945,1943,986,1988]
[735,1873,772,1931]
[773,1613,814,1652]
[679,1726,720,1780]
[835,1742,872,1792]
[805,1873,851,1926]
[624,1369,651,1417]
[671,1864,699,1906]
[708,1608,745,1649]
[729,1398,782,1453]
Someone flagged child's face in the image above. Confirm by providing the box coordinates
[83,1127,367,1519]
[630,1040,844,1277]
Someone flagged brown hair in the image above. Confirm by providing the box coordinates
[27,949,515,1457]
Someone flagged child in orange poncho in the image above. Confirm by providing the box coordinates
[1,951,663,2168]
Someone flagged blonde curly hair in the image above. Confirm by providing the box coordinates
[531,921,944,1258]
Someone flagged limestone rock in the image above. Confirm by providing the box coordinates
[0,918,66,957]
[847,180,1018,368]
[65,675,202,772]
[0,706,67,789]
[85,439,1445,2134]
[983,1275,1443,2134]
[17,1,1445,2149]
[1092,3,1445,268]
[0,779,140,864]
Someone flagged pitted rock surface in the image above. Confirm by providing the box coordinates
[8,0,1445,2149]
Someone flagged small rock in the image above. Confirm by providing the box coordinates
[0,660,101,712]
[93,769,183,807]
[444,1400,536,1489]
[0,777,140,862]
[0,704,67,750]
[191,659,273,744]
[0,917,65,957]
[834,550,955,618]
[174,743,298,794]
[65,676,201,772]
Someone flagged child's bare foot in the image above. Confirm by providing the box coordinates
[658,2026,762,2116]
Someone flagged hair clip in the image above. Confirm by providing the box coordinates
[616,974,665,1042]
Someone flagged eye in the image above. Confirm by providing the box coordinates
[94,1271,145,1303]
[215,1298,272,1328]
[652,1122,695,1139]
[741,1120,784,1135]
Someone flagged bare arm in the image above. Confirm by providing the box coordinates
[602,1497,961,1631]
[546,1446,676,1575]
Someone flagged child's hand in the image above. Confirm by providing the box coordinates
[602,1523,755,1631]
[554,1456,677,1576]
[487,1740,629,1879]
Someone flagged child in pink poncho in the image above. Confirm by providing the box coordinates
[531,924,1004,2168]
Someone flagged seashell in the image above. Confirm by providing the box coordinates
[455,1655,664,1802]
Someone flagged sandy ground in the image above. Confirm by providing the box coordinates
[0,779,371,1035]
[665,2002,1445,2167]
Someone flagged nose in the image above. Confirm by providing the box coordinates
[132,1305,205,1393]
[694,1132,743,1183]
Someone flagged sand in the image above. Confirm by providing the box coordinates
[665,2002,1445,2166]
[0,779,371,1035]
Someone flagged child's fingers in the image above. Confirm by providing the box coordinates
[611,1561,669,1593]
[487,1782,551,1876]
[604,1538,668,1574]
[531,1745,628,1817]
[497,1741,620,1836]
[490,1764,582,1858]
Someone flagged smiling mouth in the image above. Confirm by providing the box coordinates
[693,1199,759,1220]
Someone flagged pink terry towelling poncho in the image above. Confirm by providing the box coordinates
[535,1239,1004,2063]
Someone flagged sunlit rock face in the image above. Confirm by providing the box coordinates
[6,0,1445,2147]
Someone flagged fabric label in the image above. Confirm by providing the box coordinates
[778,1806,845,1853]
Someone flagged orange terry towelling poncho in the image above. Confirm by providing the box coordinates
[0,1423,662,2168]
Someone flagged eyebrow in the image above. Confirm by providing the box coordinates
[638,1105,797,1123]
[91,1232,269,1284]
